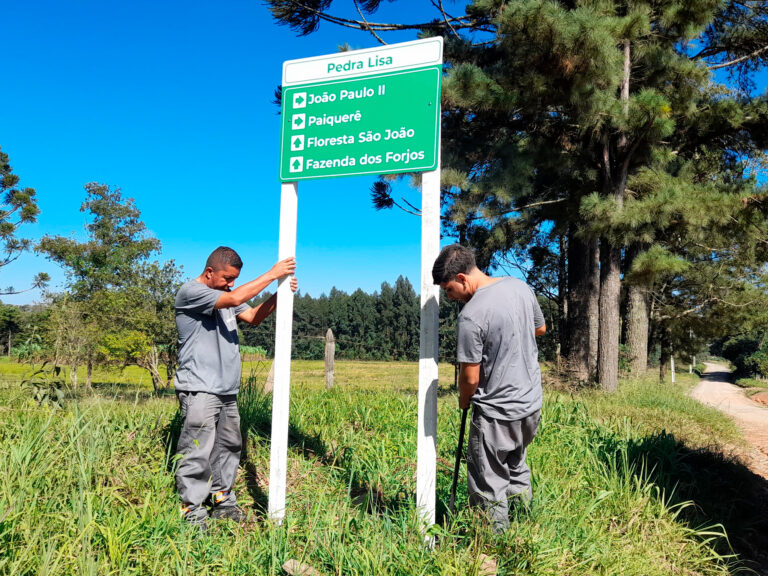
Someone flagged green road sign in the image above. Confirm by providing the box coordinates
[279,39,443,182]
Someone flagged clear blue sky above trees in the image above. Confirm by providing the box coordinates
[5,1,766,305]
[2,1,443,304]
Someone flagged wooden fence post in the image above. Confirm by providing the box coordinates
[264,361,275,394]
[325,329,335,389]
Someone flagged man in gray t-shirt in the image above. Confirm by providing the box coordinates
[433,244,546,533]
[174,246,296,529]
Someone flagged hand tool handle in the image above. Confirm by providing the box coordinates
[449,406,469,513]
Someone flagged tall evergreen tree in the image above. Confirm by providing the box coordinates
[267,0,768,389]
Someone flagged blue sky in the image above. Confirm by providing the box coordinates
[4,2,766,306]
[2,1,443,304]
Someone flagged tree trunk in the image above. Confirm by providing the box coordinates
[625,283,650,373]
[597,39,631,393]
[565,228,599,382]
[598,240,622,392]
[145,344,165,393]
[264,361,275,394]
[70,363,79,390]
[658,326,672,382]
[165,346,178,389]
[624,244,650,374]
[587,249,600,379]
[86,360,93,389]
[557,233,568,367]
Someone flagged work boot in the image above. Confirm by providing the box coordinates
[209,490,247,522]
[210,505,247,522]
[181,503,208,532]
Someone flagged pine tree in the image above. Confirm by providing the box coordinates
[267,0,768,388]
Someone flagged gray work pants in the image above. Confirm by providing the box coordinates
[175,392,241,518]
[467,408,540,533]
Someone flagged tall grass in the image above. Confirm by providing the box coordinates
[0,363,759,575]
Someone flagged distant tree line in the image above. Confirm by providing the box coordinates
[240,279,560,364]
[243,278,440,362]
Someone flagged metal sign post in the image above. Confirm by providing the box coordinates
[271,37,443,533]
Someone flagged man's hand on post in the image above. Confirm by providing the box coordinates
[271,257,296,281]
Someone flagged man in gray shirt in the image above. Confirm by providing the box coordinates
[174,246,297,529]
[433,244,546,533]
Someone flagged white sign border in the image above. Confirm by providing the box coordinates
[283,37,443,86]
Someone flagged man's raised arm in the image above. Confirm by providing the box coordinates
[215,257,296,310]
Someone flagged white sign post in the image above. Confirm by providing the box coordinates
[268,181,298,522]
[417,160,441,542]
[270,37,443,532]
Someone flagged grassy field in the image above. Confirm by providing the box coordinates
[1,359,766,575]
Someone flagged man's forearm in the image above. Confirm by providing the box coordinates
[217,272,280,309]
[459,381,477,409]
[230,272,281,305]
[458,363,480,409]
[243,294,278,326]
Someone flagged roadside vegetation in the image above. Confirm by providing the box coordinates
[2,360,766,575]
[735,377,768,392]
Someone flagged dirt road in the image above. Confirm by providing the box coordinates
[690,362,768,479]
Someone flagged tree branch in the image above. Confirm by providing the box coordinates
[275,0,489,33]
[707,44,768,70]
[353,0,387,45]
[431,0,461,39]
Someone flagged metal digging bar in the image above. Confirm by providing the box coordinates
[449,406,469,513]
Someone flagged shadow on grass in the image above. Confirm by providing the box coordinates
[597,429,768,574]
[161,377,434,520]
[239,380,422,518]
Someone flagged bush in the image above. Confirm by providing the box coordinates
[12,339,45,363]
[735,377,768,389]
[240,345,268,361]
[713,333,768,378]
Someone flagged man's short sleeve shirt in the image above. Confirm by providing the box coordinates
[457,277,545,420]
[174,280,250,395]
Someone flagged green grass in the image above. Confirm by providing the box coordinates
[1,360,765,575]
[735,377,768,391]
[583,372,744,451]
[0,357,155,389]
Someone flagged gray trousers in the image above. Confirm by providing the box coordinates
[467,408,540,533]
[176,392,241,518]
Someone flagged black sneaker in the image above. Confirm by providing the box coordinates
[210,505,247,522]
[181,505,209,532]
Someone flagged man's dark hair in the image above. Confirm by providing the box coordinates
[432,244,476,284]
[206,246,243,271]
